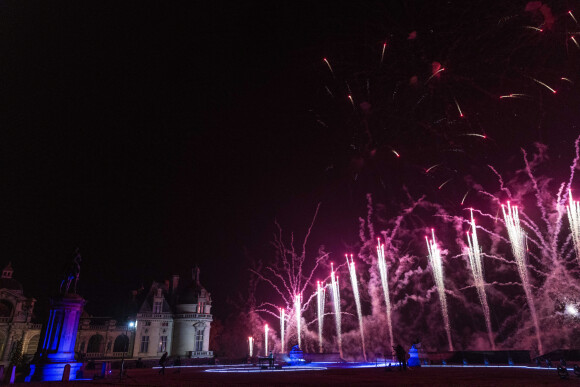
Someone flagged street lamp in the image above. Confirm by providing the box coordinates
[120,321,136,380]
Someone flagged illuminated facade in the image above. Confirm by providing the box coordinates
[74,267,213,360]
[0,263,42,366]
[132,267,213,359]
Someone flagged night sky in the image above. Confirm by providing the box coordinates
[1,1,579,326]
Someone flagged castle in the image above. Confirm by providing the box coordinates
[0,263,212,366]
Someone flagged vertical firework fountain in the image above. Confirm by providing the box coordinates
[465,210,495,350]
[346,254,367,361]
[264,324,269,356]
[294,294,302,349]
[280,308,285,353]
[568,190,580,264]
[501,202,543,354]
[376,239,394,355]
[330,263,343,358]
[317,281,325,353]
[426,230,454,351]
[249,336,254,357]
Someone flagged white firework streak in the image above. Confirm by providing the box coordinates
[501,202,543,354]
[317,281,325,353]
[264,324,269,356]
[426,230,454,351]
[346,254,367,361]
[567,190,580,265]
[248,336,254,357]
[330,263,343,358]
[280,308,285,353]
[376,239,394,355]
[466,209,496,350]
[294,294,301,349]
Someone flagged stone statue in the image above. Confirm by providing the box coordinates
[60,249,82,295]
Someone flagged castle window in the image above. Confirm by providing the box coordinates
[153,301,163,313]
[140,336,149,353]
[158,336,167,352]
[144,321,151,326]
[161,322,169,327]
[195,330,204,352]
[197,302,205,314]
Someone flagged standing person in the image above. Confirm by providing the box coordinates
[394,345,407,371]
[158,352,168,375]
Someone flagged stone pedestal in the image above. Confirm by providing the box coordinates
[26,294,85,382]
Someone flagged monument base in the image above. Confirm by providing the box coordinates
[26,361,83,382]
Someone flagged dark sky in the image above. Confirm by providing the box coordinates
[0,1,354,320]
[0,1,578,322]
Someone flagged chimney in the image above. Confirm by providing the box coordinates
[172,275,179,293]
[193,266,200,285]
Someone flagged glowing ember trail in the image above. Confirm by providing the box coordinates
[376,239,394,354]
[501,202,543,354]
[465,210,495,350]
[330,263,343,358]
[567,190,580,265]
[280,308,285,353]
[569,10,578,24]
[426,230,454,351]
[532,78,557,94]
[294,294,302,349]
[380,41,387,64]
[317,281,325,353]
[248,336,254,357]
[323,57,334,77]
[454,98,464,117]
[264,324,269,356]
[346,254,367,361]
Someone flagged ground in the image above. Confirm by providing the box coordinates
[22,364,577,386]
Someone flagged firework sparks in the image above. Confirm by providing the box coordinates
[330,263,343,358]
[524,26,543,32]
[569,10,578,24]
[532,78,557,94]
[380,41,387,64]
[561,77,574,84]
[348,94,354,107]
[461,190,470,206]
[377,239,394,354]
[499,93,532,99]
[264,324,269,356]
[323,57,334,77]
[248,336,254,357]
[571,36,580,49]
[392,149,400,158]
[425,67,445,84]
[294,294,302,349]
[346,254,367,361]
[439,178,453,190]
[567,190,580,265]
[501,202,543,354]
[426,229,454,351]
[466,210,495,350]
[425,163,441,173]
[317,281,325,353]
[454,98,464,117]
[280,308,285,353]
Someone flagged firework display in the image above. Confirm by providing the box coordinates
[247,3,580,360]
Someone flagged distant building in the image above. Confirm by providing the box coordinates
[132,267,213,358]
[74,266,213,360]
[0,262,42,366]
